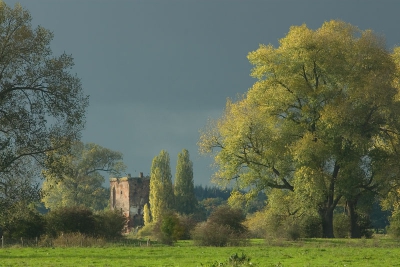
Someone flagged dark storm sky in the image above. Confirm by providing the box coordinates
[6,0,400,185]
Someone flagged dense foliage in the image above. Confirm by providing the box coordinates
[44,206,126,239]
[42,142,125,210]
[199,20,400,238]
[191,205,248,246]
[149,150,174,222]
[194,185,231,201]
[174,149,198,214]
[0,1,88,214]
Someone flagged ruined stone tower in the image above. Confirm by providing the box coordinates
[109,172,150,228]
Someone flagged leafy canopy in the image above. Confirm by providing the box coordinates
[149,150,174,222]
[199,20,400,237]
[0,1,88,216]
[42,142,126,210]
[174,149,197,214]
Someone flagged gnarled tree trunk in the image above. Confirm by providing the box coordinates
[347,198,361,238]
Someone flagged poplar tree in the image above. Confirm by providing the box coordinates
[143,203,151,225]
[174,149,197,214]
[149,150,174,222]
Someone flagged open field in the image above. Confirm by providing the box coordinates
[1,238,400,267]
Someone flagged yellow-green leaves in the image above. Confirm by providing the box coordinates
[42,141,125,211]
[149,150,174,222]
[199,20,400,237]
[174,149,197,215]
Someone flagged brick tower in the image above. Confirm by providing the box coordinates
[109,172,150,229]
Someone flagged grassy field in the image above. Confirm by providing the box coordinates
[1,238,400,267]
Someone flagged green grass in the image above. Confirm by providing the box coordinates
[1,238,400,266]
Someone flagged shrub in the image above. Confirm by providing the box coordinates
[45,206,95,237]
[387,210,400,238]
[244,211,268,238]
[0,202,45,239]
[177,214,198,240]
[358,214,373,238]
[263,210,286,239]
[191,206,248,246]
[191,222,233,246]
[261,208,322,240]
[93,210,127,239]
[208,205,248,234]
[153,212,184,245]
[284,220,301,241]
[333,213,350,238]
[136,222,156,239]
[299,214,322,238]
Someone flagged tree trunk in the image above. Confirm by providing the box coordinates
[318,163,341,238]
[319,207,335,238]
[347,199,361,238]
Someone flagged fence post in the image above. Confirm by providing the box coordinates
[1,235,3,248]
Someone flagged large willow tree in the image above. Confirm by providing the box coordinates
[199,20,400,238]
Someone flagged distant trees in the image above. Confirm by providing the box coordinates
[199,20,400,238]
[149,150,174,222]
[42,142,126,210]
[174,149,197,214]
[194,185,231,201]
[149,149,199,223]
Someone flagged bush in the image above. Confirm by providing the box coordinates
[0,202,45,239]
[208,205,248,234]
[191,206,248,246]
[284,220,301,241]
[260,208,322,240]
[358,214,373,238]
[263,210,286,239]
[333,213,350,238]
[192,222,233,246]
[93,210,127,239]
[135,222,156,239]
[45,206,96,237]
[177,214,198,240]
[153,212,184,245]
[387,210,400,238]
[244,211,268,238]
[300,215,322,238]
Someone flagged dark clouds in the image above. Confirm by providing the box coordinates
[5,0,400,185]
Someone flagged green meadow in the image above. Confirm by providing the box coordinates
[1,238,400,267]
